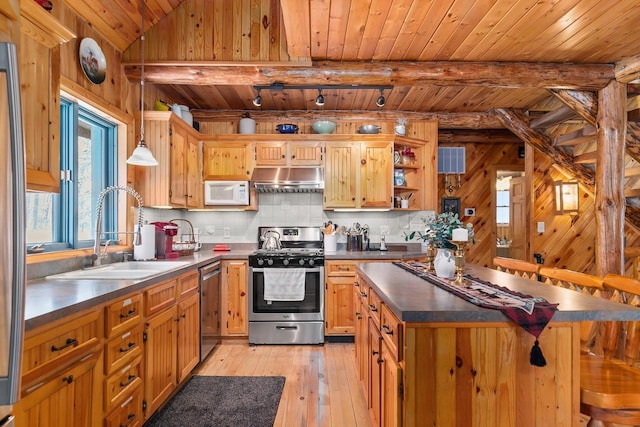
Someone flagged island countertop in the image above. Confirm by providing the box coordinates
[356,262,640,323]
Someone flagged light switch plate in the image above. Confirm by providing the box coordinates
[537,222,545,233]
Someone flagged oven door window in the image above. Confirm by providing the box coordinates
[251,269,322,313]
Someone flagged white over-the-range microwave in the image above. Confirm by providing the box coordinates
[203,181,250,206]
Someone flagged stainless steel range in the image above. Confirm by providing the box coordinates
[248,226,325,345]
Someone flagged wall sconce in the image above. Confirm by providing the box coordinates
[444,174,462,194]
[555,181,579,215]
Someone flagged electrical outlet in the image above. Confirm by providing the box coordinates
[381,225,390,235]
[464,208,476,217]
[206,225,215,235]
[223,227,231,238]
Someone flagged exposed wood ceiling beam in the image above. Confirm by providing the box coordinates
[549,89,598,126]
[438,129,521,144]
[615,54,640,84]
[493,108,595,188]
[190,109,504,129]
[554,125,596,147]
[530,105,577,129]
[124,60,614,89]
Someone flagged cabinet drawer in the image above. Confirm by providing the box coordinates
[145,279,177,317]
[177,270,199,300]
[22,310,102,389]
[105,379,143,427]
[104,355,143,413]
[106,293,143,339]
[354,275,369,303]
[105,323,144,376]
[380,304,403,361]
[368,287,382,327]
[326,261,356,276]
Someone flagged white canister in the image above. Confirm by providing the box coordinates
[239,116,256,134]
[324,234,338,253]
[179,105,193,127]
[171,103,182,118]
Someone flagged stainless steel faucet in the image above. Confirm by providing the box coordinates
[92,186,144,266]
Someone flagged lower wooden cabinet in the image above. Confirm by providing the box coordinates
[144,304,178,418]
[104,385,143,427]
[380,342,402,427]
[221,260,248,336]
[325,261,357,335]
[14,351,101,427]
[177,292,200,383]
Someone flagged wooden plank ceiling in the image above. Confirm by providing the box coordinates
[68,0,640,128]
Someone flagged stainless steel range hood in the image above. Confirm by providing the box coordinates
[251,167,324,193]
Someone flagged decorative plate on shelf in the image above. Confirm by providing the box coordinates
[79,38,107,85]
[394,151,401,164]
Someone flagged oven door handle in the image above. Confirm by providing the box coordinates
[276,325,298,330]
[251,267,323,273]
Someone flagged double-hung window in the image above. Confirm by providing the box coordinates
[26,98,117,251]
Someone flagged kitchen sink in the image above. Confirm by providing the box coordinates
[46,261,192,281]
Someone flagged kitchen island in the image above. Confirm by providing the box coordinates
[355,262,640,427]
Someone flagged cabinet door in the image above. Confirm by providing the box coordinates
[221,260,248,336]
[14,352,100,427]
[324,142,358,208]
[325,274,355,335]
[202,141,253,180]
[170,125,188,206]
[177,293,200,383]
[255,141,287,166]
[354,288,368,384]
[186,135,201,208]
[381,342,402,427]
[369,318,382,425]
[290,141,323,166]
[144,306,178,419]
[360,141,393,208]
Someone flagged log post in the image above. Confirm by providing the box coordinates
[595,80,627,276]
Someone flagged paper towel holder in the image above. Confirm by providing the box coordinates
[133,222,156,261]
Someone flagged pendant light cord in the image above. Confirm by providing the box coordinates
[139,0,145,143]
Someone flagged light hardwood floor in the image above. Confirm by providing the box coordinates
[195,340,372,427]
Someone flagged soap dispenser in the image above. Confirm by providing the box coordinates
[379,235,388,251]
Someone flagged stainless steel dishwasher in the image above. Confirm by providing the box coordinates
[199,261,221,361]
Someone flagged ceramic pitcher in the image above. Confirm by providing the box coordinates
[434,248,455,279]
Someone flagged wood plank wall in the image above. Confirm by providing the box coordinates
[437,142,523,269]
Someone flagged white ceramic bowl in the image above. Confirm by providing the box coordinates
[312,120,337,134]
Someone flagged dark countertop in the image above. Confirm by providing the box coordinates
[24,249,253,331]
[356,263,640,323]
[25,248,424,331]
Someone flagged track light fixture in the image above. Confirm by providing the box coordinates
[376,88,386,107]
[315,89,325,106]
[252,84,393,108]
[252,88,262,107]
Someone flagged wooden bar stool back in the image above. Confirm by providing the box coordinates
[539,267,605,355]
[492,257,540,281]
[579,274,640,426]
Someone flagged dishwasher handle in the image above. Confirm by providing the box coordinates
[200,262,221,281]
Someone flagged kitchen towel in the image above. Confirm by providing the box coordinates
[263,268,305,301]
[133,224,156,260]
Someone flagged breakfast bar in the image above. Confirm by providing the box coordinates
[354,262,640,427]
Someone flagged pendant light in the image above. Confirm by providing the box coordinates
[127,0,158,166]
[376,88,386,107]
[315,89,325,106]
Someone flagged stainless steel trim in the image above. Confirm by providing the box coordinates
[199,262,221,362]
[248,321,324,345]
[0,42,25,407]
[251,167,324,193]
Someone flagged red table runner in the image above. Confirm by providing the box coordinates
[394,261,558,366]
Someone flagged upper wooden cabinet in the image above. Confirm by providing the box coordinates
[255,140,323,166]
[20,0,75,192]
[202,139,253,181]
[135,112,201,208]
[324,137,393,209]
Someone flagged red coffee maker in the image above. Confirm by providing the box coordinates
[151,222,179,259]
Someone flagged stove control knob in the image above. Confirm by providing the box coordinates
[298,258,306,266]
[267,259,274,266]
[257,259,264,266]
[309,259,315,266]
[283,258,290,266]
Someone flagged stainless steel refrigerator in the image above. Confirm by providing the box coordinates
[0,42,26,427]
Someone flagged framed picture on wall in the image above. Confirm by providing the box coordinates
[441,197,461,217]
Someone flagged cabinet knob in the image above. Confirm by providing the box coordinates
[361,159,366,165]
[62,375,74,384]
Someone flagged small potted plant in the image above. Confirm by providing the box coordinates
[399,146,415,165]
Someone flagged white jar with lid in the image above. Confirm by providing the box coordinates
[239,113,256,134]
[179,105,193,127]
[171,103,182,118]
